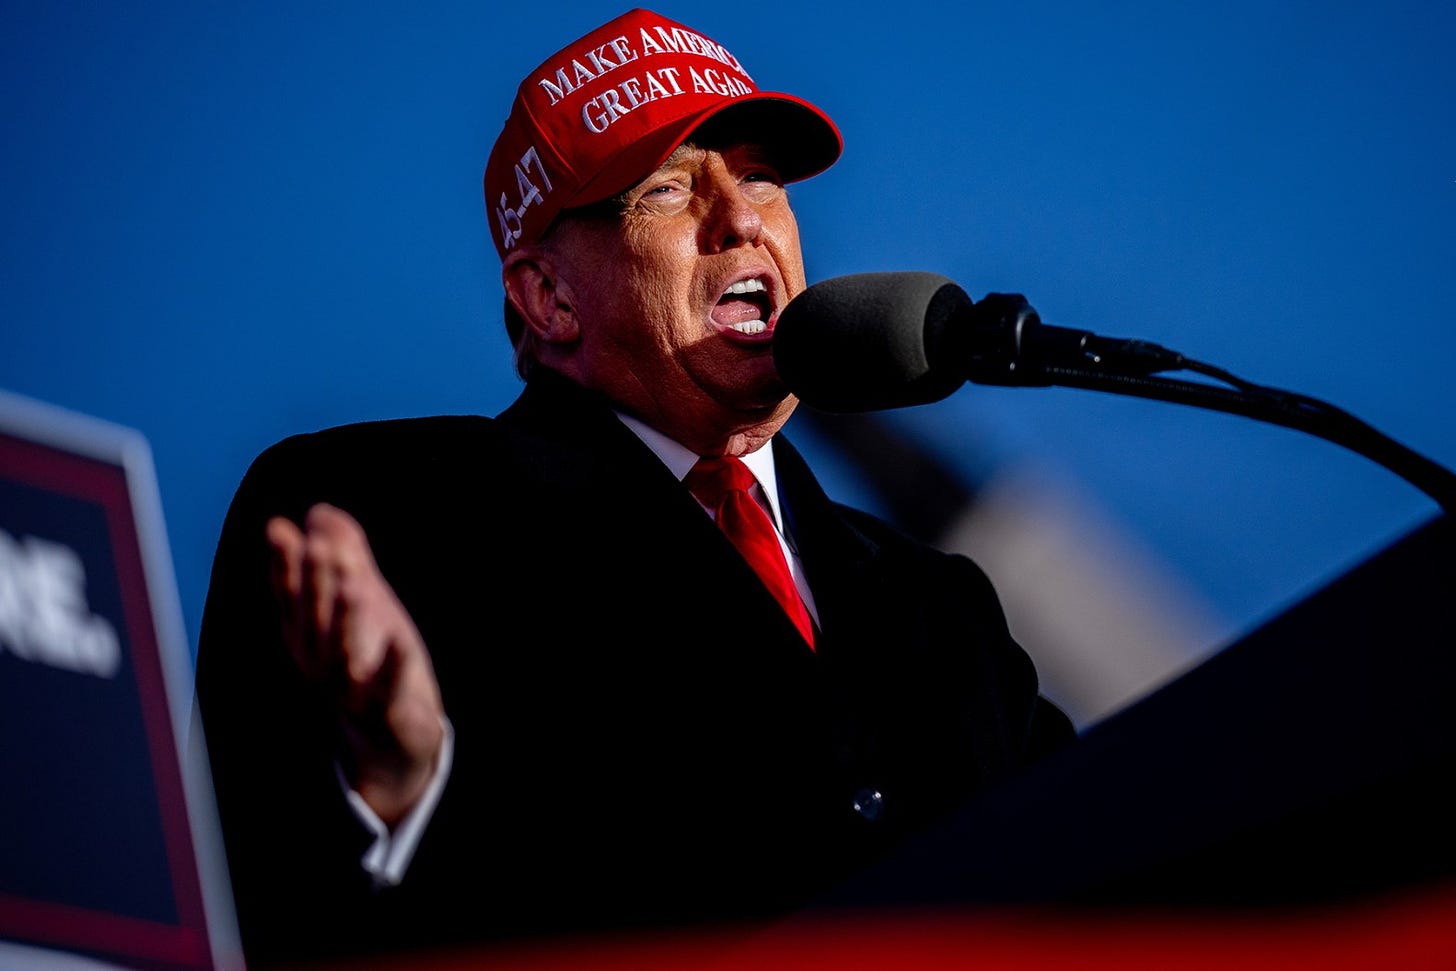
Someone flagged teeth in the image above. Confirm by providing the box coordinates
[721,278,769,334]
[723,278,767,297]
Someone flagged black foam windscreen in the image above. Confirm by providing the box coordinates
[774,271,972,412]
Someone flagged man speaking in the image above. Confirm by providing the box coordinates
[195,8,1075,966]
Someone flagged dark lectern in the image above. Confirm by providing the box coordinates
[817,513,1456,911]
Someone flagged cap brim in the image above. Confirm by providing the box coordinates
[567,93,843,210]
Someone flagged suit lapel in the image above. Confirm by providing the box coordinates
[772,433,886,659]
[498,374,817,663]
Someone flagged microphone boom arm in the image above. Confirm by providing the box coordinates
[1035,359,1456,516]
[961,291,1456,514]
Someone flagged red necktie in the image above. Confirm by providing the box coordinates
[685,455,816,650]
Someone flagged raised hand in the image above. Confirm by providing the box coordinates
[266,503,446,827]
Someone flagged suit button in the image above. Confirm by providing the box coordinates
[851,788,884,821]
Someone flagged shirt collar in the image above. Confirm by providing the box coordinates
[615,412,786,531]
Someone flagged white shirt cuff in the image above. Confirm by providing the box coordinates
[337,716,454,888]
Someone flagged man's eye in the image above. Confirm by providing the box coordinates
[639,182,687,200]
[632,181,691,213]
[739,172,785,200]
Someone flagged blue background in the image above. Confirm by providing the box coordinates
[4,2,1452,721]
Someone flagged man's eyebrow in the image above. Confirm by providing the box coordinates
[659,143,707,168]
[575,142,776,220]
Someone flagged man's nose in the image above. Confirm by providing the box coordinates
[701,172,763,252]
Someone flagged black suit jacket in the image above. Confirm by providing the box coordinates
[195,372,1074,966]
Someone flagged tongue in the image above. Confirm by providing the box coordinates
[711,298,763,328]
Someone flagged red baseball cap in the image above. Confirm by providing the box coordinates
[484,8,843,260]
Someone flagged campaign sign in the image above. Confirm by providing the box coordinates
[0,391,240,971]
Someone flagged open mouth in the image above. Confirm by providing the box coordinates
[712,277,774,335]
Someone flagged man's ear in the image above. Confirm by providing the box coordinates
[502,249,580,345]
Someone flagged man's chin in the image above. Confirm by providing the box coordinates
[732,390,797,428]
[690,352,794,416]
[732,369,794,413]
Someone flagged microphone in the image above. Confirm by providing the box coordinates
[773,271,1456,513]
[774,271,1185,412]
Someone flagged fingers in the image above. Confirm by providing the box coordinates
[264,502,446,825]
[327,539,419,708]
[266,503,393,686]
[266,514,314,675]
